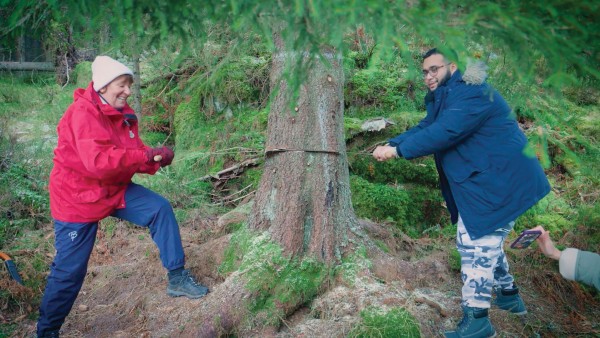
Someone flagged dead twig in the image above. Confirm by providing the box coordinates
[414,297,448,317]
[200,157,261,181]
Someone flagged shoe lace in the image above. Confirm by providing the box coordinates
[182,270,201,287]
[457,311,468,331]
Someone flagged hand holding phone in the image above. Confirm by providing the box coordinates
[510,230,542,249]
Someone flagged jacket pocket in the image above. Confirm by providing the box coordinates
[457,168,510,210]
[443,148,490,183]
[75,187,108,203]
[68,176,109,203]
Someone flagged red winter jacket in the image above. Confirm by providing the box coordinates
[49,83,159,222]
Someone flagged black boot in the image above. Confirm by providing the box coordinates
[493,286,527,315]
[444,306,496,338]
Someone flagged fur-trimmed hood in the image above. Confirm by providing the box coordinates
[462,60,488,85]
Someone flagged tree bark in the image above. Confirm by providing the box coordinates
[249,33,358,263]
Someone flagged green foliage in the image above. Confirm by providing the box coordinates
[72,61,93,88]
[0,4,599,332]
[237,167,263,192]
[0,74,62,249]
[133,169,214,211]
[174,104,267,175]
[0,162,48,217]
[168,54,269,115]
[348,306,421,338]
[140,131,168,147]
[4,0,598,97]
[343,117,364,140]
[562,78,600,107]
[1,227,54,324]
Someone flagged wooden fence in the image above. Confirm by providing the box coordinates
[0,62,54,71]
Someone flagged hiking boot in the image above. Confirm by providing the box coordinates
[493,287,527,315]
[444,306,496,338]
[167,269,209,299]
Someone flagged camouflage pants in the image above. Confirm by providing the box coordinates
[457,215,515,308]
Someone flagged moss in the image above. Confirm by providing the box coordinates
[348,306,421,338]
[344,117,365,140]
[349,175,446,238]
[517,192,576,233]
[173,95,205,151]
[344,58,423,111]
[350,175,409,224]
[219,226,329,327]
[353,154,439,186]
[335,245,370,286]
[448,248,461,272]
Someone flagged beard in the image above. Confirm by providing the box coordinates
[437,70,452,88]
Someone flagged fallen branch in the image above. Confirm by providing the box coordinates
[200,157,261,181]
[210,184,256,206]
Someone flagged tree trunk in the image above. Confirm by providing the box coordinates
[16,33,25,62]
[131,50,143,121]
[249,33,358,263]
[54,25,77,86]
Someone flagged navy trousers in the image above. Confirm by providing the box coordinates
[37,183,185,335]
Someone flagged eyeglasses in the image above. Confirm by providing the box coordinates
[422,64,450,78]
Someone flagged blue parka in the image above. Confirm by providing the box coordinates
[389,64,550,239]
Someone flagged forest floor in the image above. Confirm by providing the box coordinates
[3,208,598,338]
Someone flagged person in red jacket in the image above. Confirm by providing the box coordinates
[37,56,208,338]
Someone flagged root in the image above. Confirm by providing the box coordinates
[414,297,448,317]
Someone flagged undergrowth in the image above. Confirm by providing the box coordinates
[348,306,421,338]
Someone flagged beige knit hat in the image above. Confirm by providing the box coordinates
[91,56,133,91]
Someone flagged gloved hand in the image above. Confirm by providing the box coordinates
[145,146,174,167]
[158,146,174,167]
[145,147,163,164]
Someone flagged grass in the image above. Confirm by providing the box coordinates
[348,306,421,338]
[0,73,75,336]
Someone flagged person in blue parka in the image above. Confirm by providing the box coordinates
[373,48,550,338]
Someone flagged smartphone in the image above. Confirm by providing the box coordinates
[510,230,542,249]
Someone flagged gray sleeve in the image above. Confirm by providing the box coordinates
[559,248,600,290]
[558,248,578,281]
